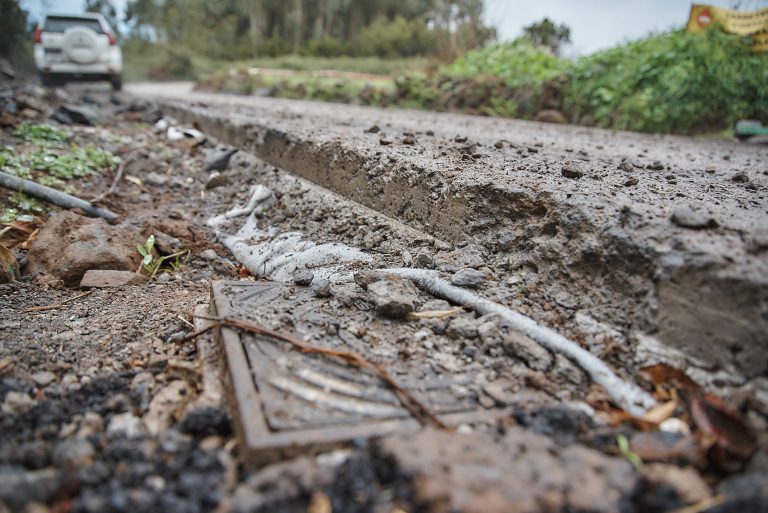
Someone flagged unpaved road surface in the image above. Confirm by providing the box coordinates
[129,82,768,380]
[0,81,766,513]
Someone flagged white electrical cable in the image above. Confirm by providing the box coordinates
[383,267,657,416]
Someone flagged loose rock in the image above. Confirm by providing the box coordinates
[2,391,35,415]
[106,412,146,439]
[31,371,56,387]
[502,330,553,371]
[26,212,143,286]
[293,269,314,286]
[204,146,238,172]
[313,278,332,298]
[52,438,95,468]
[79,270,146,288]
[561,163,584,179]
[53,103,99,125]
[446,316,478,339]
[451,268,486,288]
[670,206,718,230]
[367,278,419,319]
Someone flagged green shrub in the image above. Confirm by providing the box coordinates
[357,16,436,58]
[302,36,349,58]
[565,29,768,134]
[442,38,568,89]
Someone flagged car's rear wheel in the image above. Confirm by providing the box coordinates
[110,75,122,91]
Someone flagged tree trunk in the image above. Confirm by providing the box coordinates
[249,0,264,56]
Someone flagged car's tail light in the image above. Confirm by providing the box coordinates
[107,32,116,45]
[33,26,42,44]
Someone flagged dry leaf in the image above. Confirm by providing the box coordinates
[641,400,678,425]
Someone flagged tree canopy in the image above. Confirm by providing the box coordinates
[522,17,570,55]
[122,0,494,59]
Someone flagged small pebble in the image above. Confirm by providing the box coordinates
[561,164,584,179]
[670,206,718,230]
[32,370,56,387]
[293,269,314,286]
[313,278,332,298]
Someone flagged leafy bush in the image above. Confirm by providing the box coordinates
[196,28,768,135]
[565,29,768,134]
[302,37,349,58]
[357,16,437,58]
[442,38,568,89]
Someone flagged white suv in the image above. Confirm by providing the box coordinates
[33,13,123,91]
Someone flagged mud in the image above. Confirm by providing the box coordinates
[126,84,768,388]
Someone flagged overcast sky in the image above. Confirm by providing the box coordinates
[20,0,758,55]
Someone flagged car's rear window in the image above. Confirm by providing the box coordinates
[44,17,103,33]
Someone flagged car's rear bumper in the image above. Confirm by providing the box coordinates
[40,71,119,82]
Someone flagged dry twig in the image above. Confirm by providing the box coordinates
[91,152,137,204]
[184,314,447,429]
[22,290,93,313]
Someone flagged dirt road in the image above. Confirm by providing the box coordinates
[129,81,768,380]
[1,81,766,513]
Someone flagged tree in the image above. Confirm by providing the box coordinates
[85,0,122,37]
[0,0,29,59]
[522,17,570,55]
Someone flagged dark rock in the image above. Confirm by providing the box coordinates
[367,278,419,319]
[365,125,380,133]
[25,211,143,287]
[379,138,392,146]
[53,103,99,125]
[153,231,183,254]
[293,269,314,286]
[402,136,415,145]
[624,177,639,186]
[451,268,486,288]
[618,160,634,172]
[179,406,232,437]
[561,164,584,179]
[647,160,665,171]
[713,471,768,512]
[732,172,750,183]
[512,406,594,446]
[670,206,718,230]
[0,466,64,510]
[204,146,238,172]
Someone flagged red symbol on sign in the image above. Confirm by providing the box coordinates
[697,8,713,27]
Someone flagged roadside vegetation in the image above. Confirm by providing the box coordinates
[199,27,767,135]
[0,122,120,222]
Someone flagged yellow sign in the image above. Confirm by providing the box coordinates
[687,4,768,52]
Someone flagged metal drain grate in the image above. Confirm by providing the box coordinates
[211,280,493,463]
